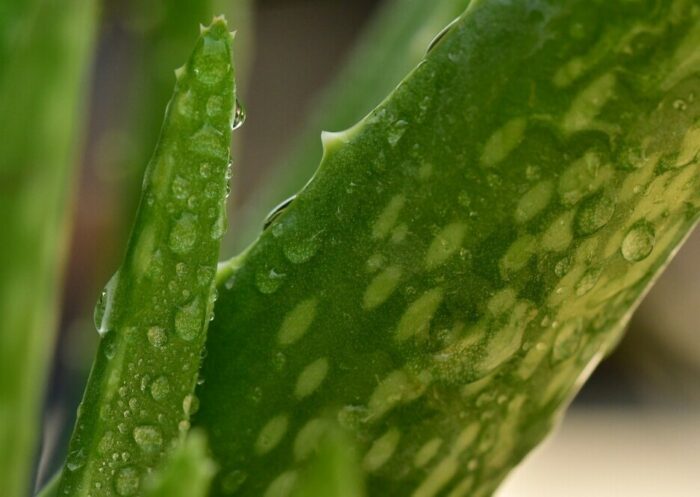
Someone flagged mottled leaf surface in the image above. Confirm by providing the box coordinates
[198,1,700,496]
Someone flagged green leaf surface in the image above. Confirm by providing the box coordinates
[198,1,700,496]
[57,18,237,497]
[107,0,252,254]
[231,0,472,250]
[142,430,216,497]
[0,1,97,496]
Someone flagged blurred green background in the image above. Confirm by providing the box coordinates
[1,1,698,496]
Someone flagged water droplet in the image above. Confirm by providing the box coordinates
[211,209,226,240]
[233,98,246,130]
[133,425,163,453]
[147,326,168,348]
[183,394,200,416]
[621,221,656,262]
[66,448,86,471]
[94,271,120,336]
[284,236,319,264]
[171,175,189,200]
[387,120,408,146]
[150,376,170,401]
[98,431,115,455]
[255,268,286,294]
[169,213,198,254]
[206,95,224,117]
[114,466,140,496]
[221,470,247,494]
[175,297,204,341]
[189,125,228,160]
[576,193,615,235]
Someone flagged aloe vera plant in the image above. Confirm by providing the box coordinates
[194,0,700,495]
[56,18,238,497]
[11,1,700,497]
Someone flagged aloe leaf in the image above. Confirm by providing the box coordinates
[231,0,472,250]
[142,430,216,497]
[197,1,700,495]
[109,0,252,249]
[0,1,97,496]
[56,18,238,497]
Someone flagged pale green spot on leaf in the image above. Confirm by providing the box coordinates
[278,298,319,346]
[480,117,526,167]
[425,223,467,270]
[395,288,444,342]
[363,266,403,310]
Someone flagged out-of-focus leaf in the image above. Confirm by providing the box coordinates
[143,430,216,497]
[0,1,97,496]
[231,0,472,250]
[290,423,364,497]
[197,1,700,496]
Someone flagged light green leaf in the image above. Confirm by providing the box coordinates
[231,0,472,250]
[0,1,97,496]
[290,424,364,497]
[56,17,238,497]
[197,1,700,496]
[143,430,216,497]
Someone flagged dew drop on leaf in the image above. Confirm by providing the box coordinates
[66,448,86,471]
[147,326,168,348]
[175,297,204,341]
[183,394,200,416]
[621,221,656,262]
[150,376,170,402]
[93,271,119,336]
[284,236,319,264]
[114,466,140,496]
[255,268,286,294]
[576,193,615,235]
[233,98,246,130]
[169,213,198,255]
[133,425,163,453]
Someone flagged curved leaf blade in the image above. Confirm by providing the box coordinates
[199,1,700,496]
[57,18,237,497]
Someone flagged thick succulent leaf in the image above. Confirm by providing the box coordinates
[142,430,216,497]
[197,0,700,496]
[0,1,97,495]
[231,0,472,250]
[108,0,252,249]
[56,19,237,497]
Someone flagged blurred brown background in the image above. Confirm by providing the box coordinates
[41,0,700,494]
